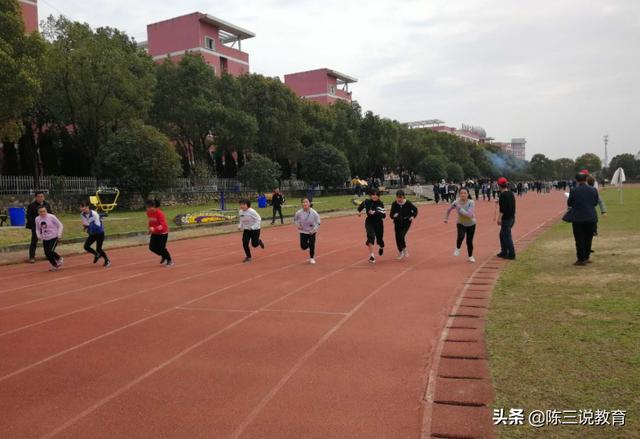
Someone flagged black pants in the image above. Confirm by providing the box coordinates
[29,227,39,259]
[149,234,171,262]
[474,190,480,200]
[499,218,516,258]
[272,206,283,224]
[84,233,108,260]
[242,229,262,258]
[572,222,594,262]
[43,238,61,267]
[394,222,411,252]
[300,233,317,258]
[456,224,476,257]
[365,221,384,248]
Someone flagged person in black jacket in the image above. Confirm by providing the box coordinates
[390,190,418,260]
[357,189,386,264]
[496,177,516,260]
[567,173,599,266]
[270,188,284,225]
[26,191,53,263]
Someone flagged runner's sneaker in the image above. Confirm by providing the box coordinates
[396,252,405,261]
[259,240,265,249]
[165,260,174,267]
[468,256,476,263]
[243,257,252,263]
[104,260,111,268]
[453,248,461,257]
[403,249,409,258]
[57,257,64,268]
[378,247,384,256]
[160,257,166,265]
[49,266,59,272]
[309,258,316,265]
[28,258,36,264]
[369,256,376,264]
[93,255,100,264]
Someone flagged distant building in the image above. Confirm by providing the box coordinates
[510,138,526,160]
[141,12,255,76]
[19,0,38,33]
[284,68,357,105]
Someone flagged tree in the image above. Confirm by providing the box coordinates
[419,155,448,182]
[528,153,554,180]
[300,142,350,189]
[574,153,602,174]
[553,158,575,180]
[97,123,182,201]
[0,0,44,139]
[462,161,481,179]
[41,16,156,174]
[237,154,281,194]
[446,162,464,182]
[607,153,639,180]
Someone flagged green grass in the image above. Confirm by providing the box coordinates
[0,193,419,248]
[487,187,640,438]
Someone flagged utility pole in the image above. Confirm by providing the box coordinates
[603,134,609,168]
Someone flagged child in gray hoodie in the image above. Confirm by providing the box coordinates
[293,198,321,264]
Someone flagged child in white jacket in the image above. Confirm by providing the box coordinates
[293,198,321,264]
[238,199,264,262]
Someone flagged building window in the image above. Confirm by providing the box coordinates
[204,36,215,51]
[328,85,336,95]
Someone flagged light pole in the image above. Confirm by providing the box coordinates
[603,134,609,168]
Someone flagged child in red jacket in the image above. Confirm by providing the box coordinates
[146,199,173,266]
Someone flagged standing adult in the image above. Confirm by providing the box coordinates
[26,191,53,263]
[496,177,516,260]
[566,173,599,266]
[270,188,284,225]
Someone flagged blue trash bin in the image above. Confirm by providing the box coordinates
[257,195,267,209]
[8,207,26,227]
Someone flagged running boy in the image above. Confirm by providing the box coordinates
[390,190,418,260]
[444,188,476,263]
[146,199,173,266]
[239,198,264,263]
[294,198,321,264]
[80,201,110,267]
[357,189,386,263]
[35,206,64,271]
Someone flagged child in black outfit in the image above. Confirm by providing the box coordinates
[390,190,418,260]
[357,189,386,263]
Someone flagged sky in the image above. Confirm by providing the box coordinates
[35,0,640,161]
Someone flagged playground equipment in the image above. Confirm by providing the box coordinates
[89,187,120,216]
[173,211,236,226]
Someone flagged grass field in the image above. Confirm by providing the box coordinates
[487,187,640,438]
[0,193,419,248]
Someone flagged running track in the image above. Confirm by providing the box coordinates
[0,194,565,438]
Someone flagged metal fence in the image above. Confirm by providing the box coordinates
[0,175,317,195]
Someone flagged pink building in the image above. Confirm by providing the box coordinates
[284,68,357,105]
[19,0,38,33]
[142,12,255,76]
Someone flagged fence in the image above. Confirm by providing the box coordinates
[0,175,318,195]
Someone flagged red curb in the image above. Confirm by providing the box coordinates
[430,404,495,438]
[445,328,483,342]
[437,358,490,380]
[441,341,488,359]
[459,298,490,308]
[434,377,495,406]
[448,317,485,329]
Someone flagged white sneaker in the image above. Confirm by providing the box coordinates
[453,248,461,257]
[403,249,409,258]
[396,252,405,261]
[309,258,316,265]
[57,257,64,267]
[468,256,476,263]
[49,266,59,272]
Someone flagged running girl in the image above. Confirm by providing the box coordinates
[35,206,64,271]
[444,188,476,263]
[238,198,264,263]
[80,201,110,267]
[294,198,321,264]
[146,199,173,266]
[357,189,386,263]
[390,190,418,260]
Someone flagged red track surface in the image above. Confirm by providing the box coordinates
[0,194,564,438]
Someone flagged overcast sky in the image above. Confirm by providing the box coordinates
[36,0,640,161]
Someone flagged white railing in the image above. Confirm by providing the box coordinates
[0,176,318,195]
